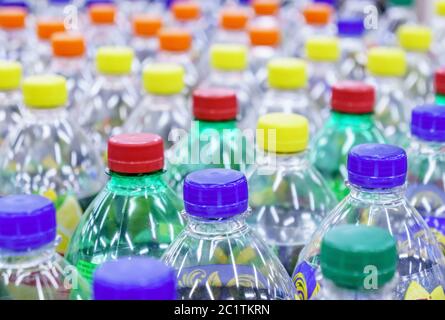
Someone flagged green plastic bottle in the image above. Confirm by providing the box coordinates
[165,88,251,196]
[311,81,386,201]
[66,133,184,283]
[435,68,445,106]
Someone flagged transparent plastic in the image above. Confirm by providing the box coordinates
[250,45,282,92]
[338,36,367,81]
[131,36,158,73]
[380,5,417,46]
[162,212,298,300]
[66,170,184,283]
[287,24,335,58]
[433,14,445,66]
[0,90,21,147]
[0,107,106,254]
[85,25,126,59]
[0,29,34,69]
[295,184,445,300]
[247,151,336,274]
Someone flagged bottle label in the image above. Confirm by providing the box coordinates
[76,260,98,284]
[292,261,320,300]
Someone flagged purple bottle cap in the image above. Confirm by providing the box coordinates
[49,0,72,4]
[0,195,57,252]
[347,144,407,189]
[93,257,177,300]
[0,0,29,9]
[85,0,114,7]
[337,18,365,37]
[411,105,445,142]
[183,169,248,219]
[313,0,336,6]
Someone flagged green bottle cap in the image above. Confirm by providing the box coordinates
[389,0,414,6]
[320,225,397,290]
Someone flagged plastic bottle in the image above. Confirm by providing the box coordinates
[123,63,189,149]
[131,14,162,72]
[81,46,137,158]
[433,1,445,67]
[43,0,74,18]
[314,225,398,300]
[0,75,106,254]
[166,88,251,196]
[0,60,21,146]
[93,257,176,300]
[214,7,250,45]
[380,0,417,46]
[397,25,436,107]
[34,19,66,73]
[66,133,184,283]
[366,47,409,146]
[305,36,340,122]
[294,143,445,300]
[0,8,31,66]
[311,81,386,201]
[406,105,445,256]
[435,68,445,106]
[250,0,281,27]
[163,168,298,300]
[247,113,335,274]
[0,195,90,300]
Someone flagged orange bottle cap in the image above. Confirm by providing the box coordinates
[51,32,86,57]
[252,0,279,16]
[89,4,116,24]
[303,4,332,25]
[159,28,192,52]
[220,8,249,30]
[0,8,26,29]
[172,1,201,21]
[36,19,66,40]
[249,25,280,46]
[132,14,162,37]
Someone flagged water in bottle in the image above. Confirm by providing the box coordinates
[34,19,66,73]
[0,60,21,146]
[0,8,31,66]
[311,81,386,201]
[406,105,445,256]
[214,7,249,45]
[163,168,298,300]
[435,68,445,106]
[294,143,445,300]
[66,133,184,283]
[314,225,398,300]
[0,195,90,300]
[0,75,106,254]
[433,0,445,66]
[380,0,417,46]
[247,113,336,274]
[93,257,176,300]
[123,63,189,149]
[131,14,162,72]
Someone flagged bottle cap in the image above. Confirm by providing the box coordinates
[347,143,407,189]
[367,47,406,77]
[337,18,365,37]
[132,14,162,37]
[23,74,67,108]
[96,46,134,75]
[0,7,26,29]
[257,113,309,153]
[411,105,445,142]
[320,225,397,289]
[36,19,65,40]
[0,195,57,252]
[249,25,280,47]
[93,257,176,300]
[0,1,29,10]
[435,68,445,95]
[397,25,432,52]
[51,32,86,57]
[436,0,445,16]
[220,8,249,30]
[389,0,414,6]
[108,133,164,174]
[267,58,307,90]
[172,1,200,21]
[210,44,248,71]
[143,63,184,95]
[331,81,375,114]
[305,36,340,62]
[193,88,237,121]
[0,60,22,90]
[303,3,331,25]
[159,28,192,52]
[252,0,279,16]
[89,3,116,24]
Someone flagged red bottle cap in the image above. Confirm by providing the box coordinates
[435,68,445,95]
[193,88,238,121]
[331,81,375,114]
[108,133,164,174]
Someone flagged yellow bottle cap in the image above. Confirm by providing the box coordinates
[23,75,67,108]
[143,63,185,95]
[436,0,445,16]
[210,44,248,71]
[367,47,406,77]
[397,25,432,52]
[305,36,340,62]
[267,58,307,90]
[96,46,134,75]
[0,60,22,90]
[257,113,309,153]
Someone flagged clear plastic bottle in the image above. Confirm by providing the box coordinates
[0,195,90,300]
[33,19,66,73]
[380,0,417,46]
[337,17,367,81]
[0,75,106,254]
[214,7,250,45]
[435,68,445,106]
[433,1,445,67]
[123,63,189,150]
[93,257,177,300]
[166,88,251,196]
[305,36,340,122]
[294,143,445,300]
[397,25,437,107]
[258,58,320,134]
[162,168,297,300]
[202,44,258,130]
[49,32,92,115]
[66,133,184,283]
[250,0,282,29]
[81,46,138,158]
[311,81,386,201]
[0,60,22,147]
[314,225,398,300]
[406,105,445,257]
[366,47,409,146]
[247,113,336,274]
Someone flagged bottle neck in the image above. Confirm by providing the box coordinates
[193,119,237,133]
[185,212,249,237]
[255,149,310,171]
[330,111,374,127]
[409,137,445,155]
[348,183,406,204]
[321,277,396,300]
[0,242,57,269]
[22,105,67,124]
[435,93,445,106]
[107,170,168,196]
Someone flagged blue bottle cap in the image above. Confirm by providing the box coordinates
[347,144,407,189]
[93,257,177,300]
[313,0,336,6]
[84,0,114,7]
[337,18,365,37]
[183,169,248,219]
[0,0,29,9]
[411,105,445,142]
[0,195,57,252]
